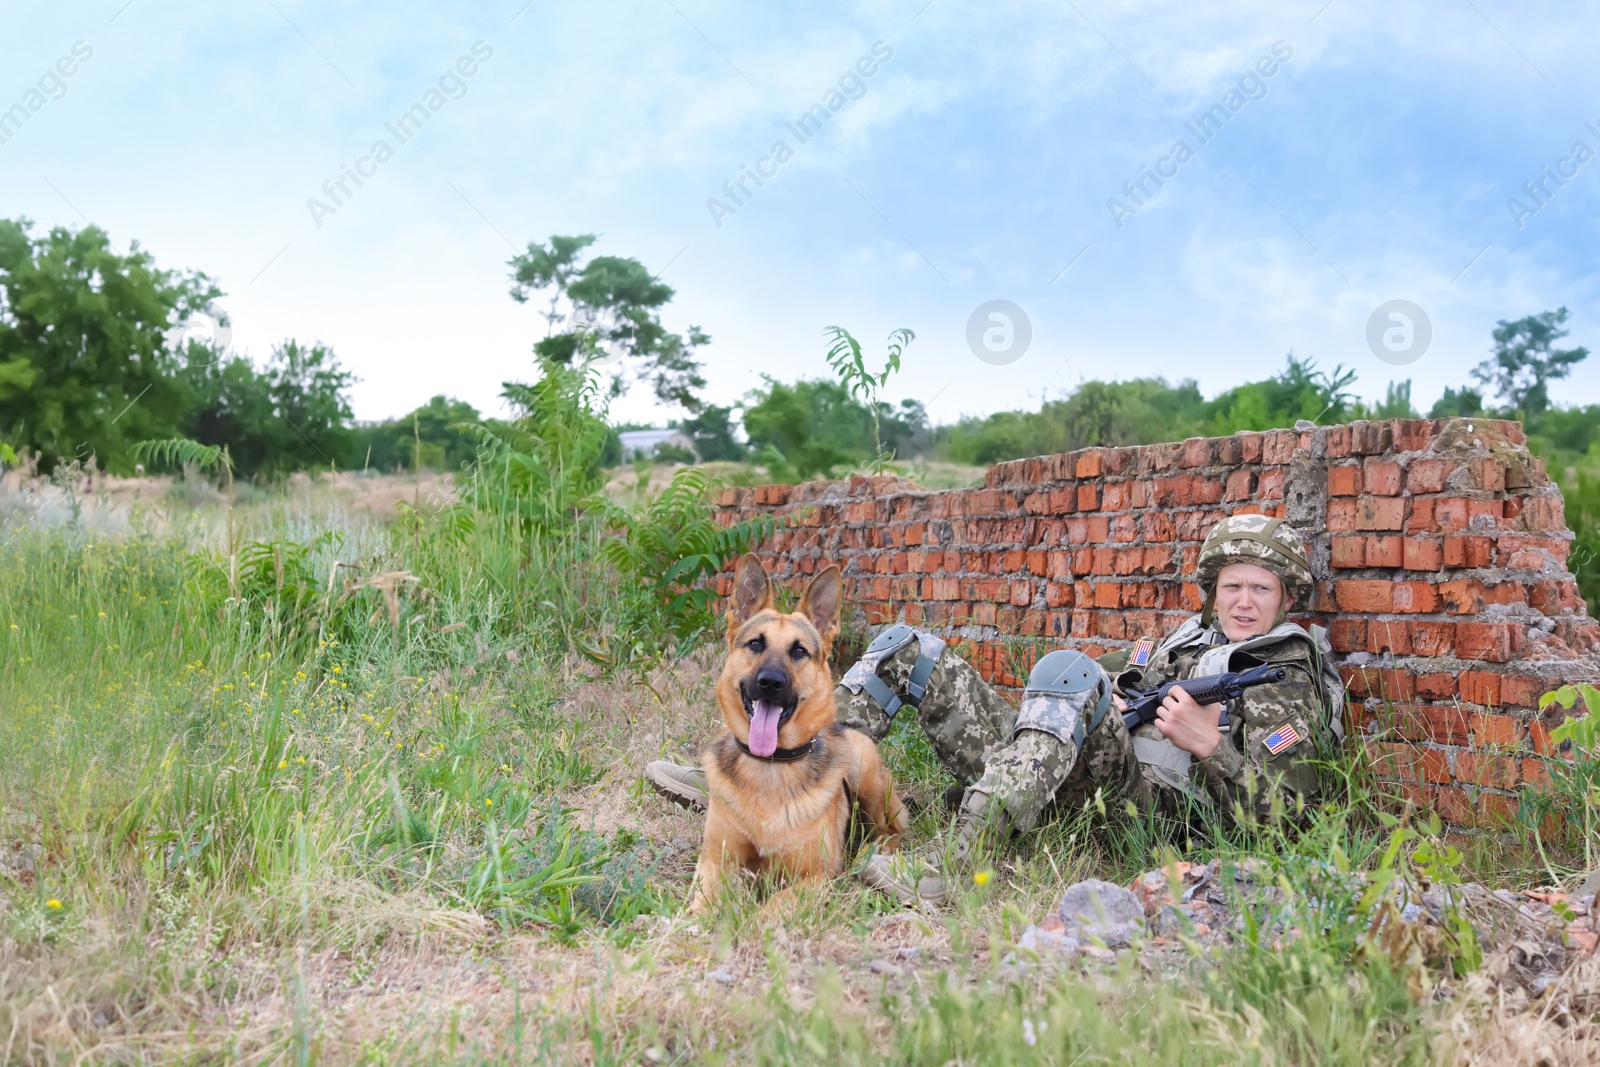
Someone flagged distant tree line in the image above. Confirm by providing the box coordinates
[2,218,1594,491]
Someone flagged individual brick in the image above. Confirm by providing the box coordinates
[1458,672,1502,706]
[1356,497,1406,531]
[1257,468,1285,500]
[1522,758,1551,789]
[1363,460,1402,496]
[1438,579,1485,614]
[1181,438,1214,468]
[1529,719,1556,756]
[1336,580,1394,612]
[1479,793,1519,828]
[1392,581,1441,613]
[1393,420,1438,452]
[1367,619,1411,655]
[1433,787,1475,826]
[1365,536,1403,568]
[1520,495,1565,532]
[1470,711,1522,746]
[1329,465,1362,496]
[1470,457,1506,492]
[1502,675,1550,709]
[1456,621,1512,662]
[1405,458,1449,494]
[1344,666,1417,701]
[1328,618,1366,652]
[1456,752,1520,790]
[1224,469,1255,501]
[1368,702,1427,741]
[1402,537,1443,571]
[1425,705,1471,744]
[1433,498,1471,533]
[1409,621,1455,657]
[1331,537,1366,568]
[1406,496,1436,534]
[1416,674,1458,699]
[1443,536,1493,569]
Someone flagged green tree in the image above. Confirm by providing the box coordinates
[1207,353,1358,432]
[0,218,222,471]
[1428,385,1485,419]
[350,395,481,473]
[743,378,876,480]
[508,234,708,412]
[936,377,1209,465]
[1361,380,1419,420]
[678,404,746,463]
[182,340,355,477]
[1473,307,1589,417]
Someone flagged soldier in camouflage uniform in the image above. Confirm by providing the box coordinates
[645,515,1345,906]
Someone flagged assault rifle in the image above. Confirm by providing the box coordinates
[1120,663,1286,731]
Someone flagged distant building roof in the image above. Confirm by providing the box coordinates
[618,428,695,458]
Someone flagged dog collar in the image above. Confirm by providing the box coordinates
[735,738,816,762]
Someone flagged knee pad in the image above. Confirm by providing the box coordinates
[839,623,947,721]
[1014,649,1113,747]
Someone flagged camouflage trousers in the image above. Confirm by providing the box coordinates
[836,640,1162,832]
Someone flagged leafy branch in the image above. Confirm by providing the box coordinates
[132,436,237,555]
[823,326,914,470]
[589,467,781,676]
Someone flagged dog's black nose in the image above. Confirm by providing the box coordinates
[755,668,788,695]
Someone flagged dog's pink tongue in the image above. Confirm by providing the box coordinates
[748,700,782,757]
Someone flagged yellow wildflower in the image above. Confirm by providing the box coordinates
[973,870,991,887]
[484,798,493,807]
[46,899,62,910]
[278,759,287,769]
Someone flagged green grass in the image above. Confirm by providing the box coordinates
[0,474,1591,1065]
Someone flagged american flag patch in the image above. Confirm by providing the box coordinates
[1131,639,1154,666]
[1263,723,1302,755]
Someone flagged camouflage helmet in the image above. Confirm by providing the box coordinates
[1195,514,1314,617]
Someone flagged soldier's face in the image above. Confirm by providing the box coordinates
[1214,562,1284,641]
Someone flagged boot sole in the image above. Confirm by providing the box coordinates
[645,774,707,811]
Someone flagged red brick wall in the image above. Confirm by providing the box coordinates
[713,418,1600,827]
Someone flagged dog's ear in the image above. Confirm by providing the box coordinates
[726,553,773,634]
[797,565,842,648]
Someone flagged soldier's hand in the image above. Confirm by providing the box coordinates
[1153,685,1223,759]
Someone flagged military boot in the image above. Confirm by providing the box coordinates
[643,760,708,810]
[856,787,1011,907]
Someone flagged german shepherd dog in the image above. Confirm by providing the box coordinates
[691,554,909,912]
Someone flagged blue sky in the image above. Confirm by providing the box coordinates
[3,0,1597,426]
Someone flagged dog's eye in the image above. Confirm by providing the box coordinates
[745,635,766,653]
[789,641,809,660]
